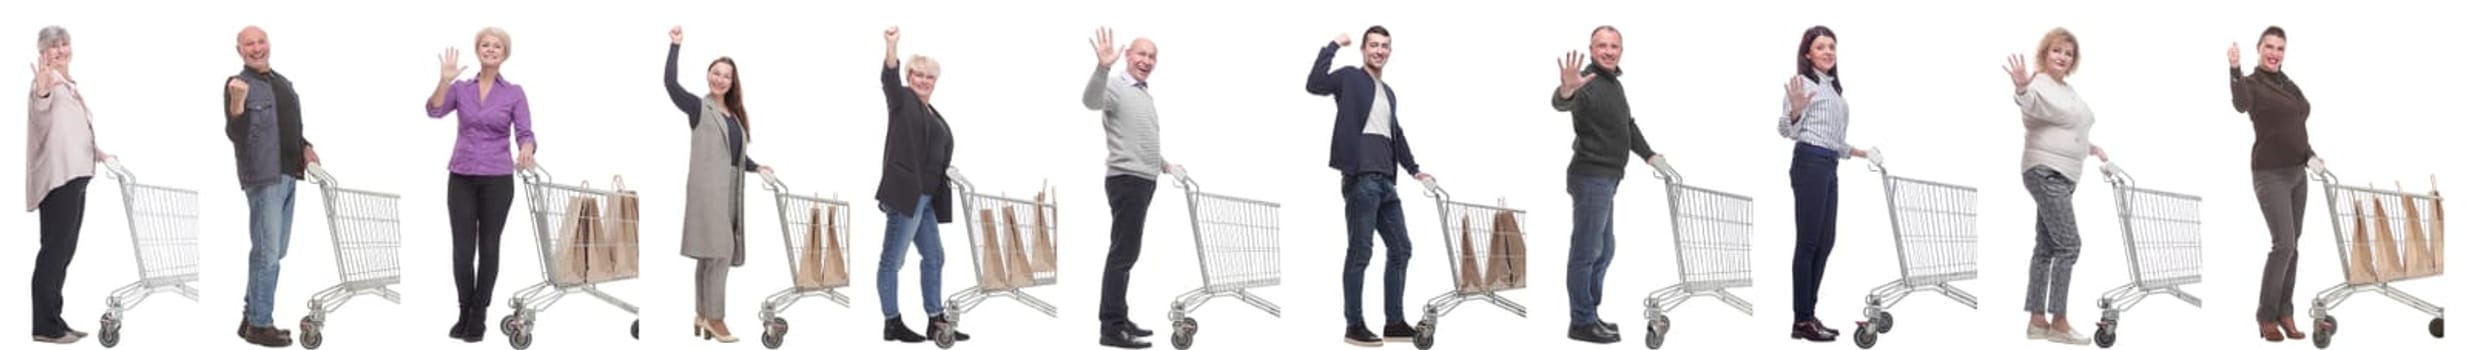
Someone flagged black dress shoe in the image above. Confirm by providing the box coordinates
[883,316,925,343]
[1601,321,1621,334]
[1790,321,1838,342]
[1344,325,1381,347]
[1808,319,1839,337]
[1100,329,1154,349]
[1382,322,1418,340]
[1569,323,1620,344]
[1118,321,1154,337]
[927,314,970,342]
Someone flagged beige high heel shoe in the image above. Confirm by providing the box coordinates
[694,318,740,343]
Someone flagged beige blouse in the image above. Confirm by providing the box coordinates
[27,72,101,212]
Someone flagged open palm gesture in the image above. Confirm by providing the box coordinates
[439,47,466,81]
[1785,75,1814,120]
[2002,53,2035,92]
[1091,27,1121,67]
[2227,42,2241,68]
[1557,50,1594,98]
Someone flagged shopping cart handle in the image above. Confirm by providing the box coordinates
[2304,157,2335,183]
[1419,178,1448,200]
[1647,156,1681,183]
[1861,147,1887,172]
[1169,168,1200,191]
[103,158,135,182]
[305,164,337,186]
[760,171,787,192]
[518,162,553,184]
[2099,162,2132,185]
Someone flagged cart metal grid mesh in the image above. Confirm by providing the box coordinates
[956,190,1062,289]
[313,184,405,289]
[1667,183,1755,292]
[2110,183,2203,289]
[523,180,642,285]
[121,181,203,287]
[773,191,854,290]
[1184,189,1282,292]
[1433,197,1524,293]
[2321,183,2444,284]
[1881,175,1980,287]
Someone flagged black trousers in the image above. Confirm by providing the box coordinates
[31,176,90,337]
[448,174,517,310]
[1097,175,1159,328]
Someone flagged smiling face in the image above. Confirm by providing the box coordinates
[236,26,271,72]
[1361,32,1390,72]
[1805,35,1835,72]
[2258,35,2286,72]
[2043,41,2076,77]
[475,33,508,68]
[41,39,70,69]
[1589,29,1623,71]
[706,60,735,95]
[1125,38,1157,83]
[906,59,939,103]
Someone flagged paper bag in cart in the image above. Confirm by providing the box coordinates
[1484,211,1527,290]
[592,186,641,282]
[1029,188,1059,274]
[1002,207,1036,287]
[2347,198,2378,284]
[553,196,602,285]
[978,209,1011,289]
[2433,186,2445,274]
[795,207,829,288]
[822,206,849,285]
[2401,186,2437,279]
[2371,198,2407,279]
[1454,214,1483,293]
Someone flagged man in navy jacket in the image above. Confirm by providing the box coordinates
[1305,25,1436,347]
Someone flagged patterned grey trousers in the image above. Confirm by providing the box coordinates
[2022,166,2082,314]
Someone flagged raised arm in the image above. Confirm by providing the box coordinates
[2228,67,2254,113]
[223,77,248,142]
[1778,76,1810,139]
[427,48,465,117]
[882,26,913,111]
[1081,65,1114,111]
[1305,36,1348,96]
[1551,51,1593,112]
[665,43,703,126]
[2014,77,2064,126]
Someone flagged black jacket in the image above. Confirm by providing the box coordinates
[1304,42,1423,177]
[877,64,955,223]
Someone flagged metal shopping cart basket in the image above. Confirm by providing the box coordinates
[295,165,406,349]
[754,173,855,349]
[92,159,202,348]
[505,163,641,349]
[934,167,1063,349]
[1163,168,1283,350]
[2088,162,2203,348]
[1640,158,1756,349]
[1851,148,1981,349]
[1405,180,1530,350]
[2304,166,2445,349]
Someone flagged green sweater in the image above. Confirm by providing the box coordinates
[1550,64,1657,180]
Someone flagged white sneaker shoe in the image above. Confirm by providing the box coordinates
[32,333,83,344]
[2044,328,2091,345]
[2026,324,2049,340]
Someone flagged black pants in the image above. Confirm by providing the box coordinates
[31,176,90,337]
[1788,144,1841,322]
[1098,175,1159,328]
[448,174,517,310]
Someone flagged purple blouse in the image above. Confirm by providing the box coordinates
[424,76,536,176]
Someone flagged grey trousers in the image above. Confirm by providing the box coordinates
[697,258,731,318]
[2022,166,2083,314]
[2253,166,2308,321]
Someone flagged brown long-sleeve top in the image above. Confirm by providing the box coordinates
[2229,67,2313,170]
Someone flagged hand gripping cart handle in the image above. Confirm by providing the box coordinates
[94,159,204,348]
[505,162,641,349]
[1638,157,1757,349]
[294,164,407,350]
[1163,167,1284,350]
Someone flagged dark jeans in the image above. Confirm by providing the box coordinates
[1566,174,1618,327]
[1098,175,1159,327]
[2252,166,2307,321]
[1341,173,1412,327]
[1789,143,1841,322]
[447,174,516,310]
[31,176,90,337]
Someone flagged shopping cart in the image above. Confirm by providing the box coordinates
[2087,162,2203,348]
[504,164,641,349]
[934,166,1062,349]
[295,165,406,349]
[755,173,855,349]
[1406,180,1530,350]
[2304,166,2445,349]
[1163,168,1283,350]
[92,159,202,348]
[1640,158,1756,349]
[1850,148,1981,349]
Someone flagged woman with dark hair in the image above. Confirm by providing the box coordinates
[665,25,772,343]
[2002,27,2105,346]
[1776,25,1869,343]
[27,24,108,345]
[2228,25,2314,343]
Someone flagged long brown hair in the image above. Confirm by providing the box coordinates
[710,57,750,140]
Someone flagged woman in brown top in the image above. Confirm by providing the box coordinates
[2227,25,2317,343]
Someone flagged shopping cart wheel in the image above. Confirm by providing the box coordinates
[761,317,787,349]
[630,320,639,339]
[1413,318,1436,350]
[1644,328,1665,349]
[932,319,957,349]
[96,315,121,348]
[505,316,534,350]
[1874,312,1894,334]
[299,318,323,350]
[2431,318,2443,338]
[1852,323,1879,349]
[2093,324,2116,348]
[1171,317,1198,350]
[2312,316,2334,349]
[500,315,519,337]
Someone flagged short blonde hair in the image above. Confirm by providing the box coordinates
[2036,28,2079,76]
[476,27,512,57]
[906,55,939,76]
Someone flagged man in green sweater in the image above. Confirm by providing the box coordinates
[1549,25,1664,345]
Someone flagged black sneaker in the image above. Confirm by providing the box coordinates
[1382,322,1418,340]
[1345,325,1381,347]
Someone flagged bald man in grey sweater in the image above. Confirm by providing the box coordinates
[1081,27,1171,349]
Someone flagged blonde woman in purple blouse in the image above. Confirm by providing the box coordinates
[423,26,537,344]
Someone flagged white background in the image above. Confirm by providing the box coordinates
[5,0,2459,349]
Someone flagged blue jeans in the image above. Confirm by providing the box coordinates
[243,176,298,327]
[1566,175,1619,327]
[1341,174,1412,327]
[878,195,947,318]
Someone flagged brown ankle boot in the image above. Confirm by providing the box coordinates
[2260,321,2285,342]
[2280,317,2308,340]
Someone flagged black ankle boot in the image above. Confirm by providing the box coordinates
[449,307,474,340]
[884,316,926,343]
[460,307,487,342]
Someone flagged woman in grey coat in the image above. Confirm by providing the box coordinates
[664,26,771,343]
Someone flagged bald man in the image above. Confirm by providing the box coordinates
[1079,27,1168,349]
[223,25,316,348]
[1305,25,1433,347]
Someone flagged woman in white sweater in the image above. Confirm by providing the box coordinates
[26,25,108,345]
[2001,27,2107,346]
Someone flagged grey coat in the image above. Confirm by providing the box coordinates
[677,96,747,266]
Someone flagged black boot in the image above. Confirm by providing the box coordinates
[928,314,971,342]
[449,307,474,340]
[883,316,926,343]
[459,306,487,342]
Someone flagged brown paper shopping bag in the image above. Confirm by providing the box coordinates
[978,209,1011,289]
[2348,198,2378,284]
[2372,198,2407,278]
[1029,188,1059,274]
[2402,189,2436,279]
[554,196,601,284]
[1484,211,1528,290]
[592,184,641,281]
[1002,207,1036,287]
[822,206,850,285]
[796,206,829,289]
[2432,185,2446,274]
[1454,214,1483,293]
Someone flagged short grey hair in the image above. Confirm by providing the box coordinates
[36,26,68,51]
[476,27,512,56]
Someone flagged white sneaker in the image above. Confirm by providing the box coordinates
[32,333,82,344]
[2044,328,2091,345]
[2026,324,2049,340]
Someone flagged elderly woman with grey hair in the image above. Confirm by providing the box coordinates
[26,25,109,345]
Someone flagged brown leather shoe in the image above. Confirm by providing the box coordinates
[2280,317,2308,340]
[2259,321,2285,342]
[238,321,294,348]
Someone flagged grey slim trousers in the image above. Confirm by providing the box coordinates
[2253,166,2308,321]
[2021,166,2082,314]
[697,258,731,318]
